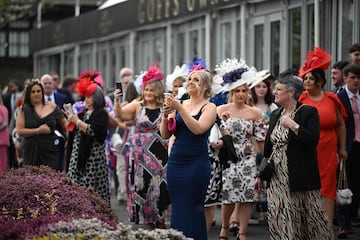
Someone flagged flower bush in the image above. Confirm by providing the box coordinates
[0,166,189,240]
[0,166,116,240]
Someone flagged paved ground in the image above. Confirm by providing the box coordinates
[110,189,360,240]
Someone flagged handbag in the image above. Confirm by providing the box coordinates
[111,127,123,151]
[209,123,222,145]
[167,117,176,133]
[336,159,353,205]
[258,150,275,182]
[218,135,238,168]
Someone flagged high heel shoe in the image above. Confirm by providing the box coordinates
[236,232,247,240]
[219,226,229,240]
[229,221,239,236]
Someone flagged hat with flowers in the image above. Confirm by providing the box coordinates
[78,70,104,88]
[298,47,332,78]
[215,58,251,92]
[141,65,164,88]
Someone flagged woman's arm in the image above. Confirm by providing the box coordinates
[16,109,50,137]
[113,100,139,121]
[177,102,217,135]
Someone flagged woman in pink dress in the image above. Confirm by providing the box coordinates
[0,96,9,174]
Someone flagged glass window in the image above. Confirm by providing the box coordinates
[289,7,301,69]
[176,32,185,65]
[64,50,74,76]
[220,22,232,60]
[8,31,28,57]
[0,32,6,57]
[254,24,264,70]
[189,30,198,59]
[341,0,353,60]
[270,21,280,77]
[236,20,241,57]
[307,4,315,50]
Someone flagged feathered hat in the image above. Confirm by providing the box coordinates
[141,65,164,88]
[78,70,104,88]
[165,64,189,92]
[75,77,98,97]
[188,57,207,72]
[215,58,250,92]
[298,47,332,78]
[249,69,271,89]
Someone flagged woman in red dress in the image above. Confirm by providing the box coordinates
[298,47,347,226]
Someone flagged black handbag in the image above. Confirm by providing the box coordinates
[219,135,238,168]
[258,156,274,182]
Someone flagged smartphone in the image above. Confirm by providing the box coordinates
[65,103,74,113]
[116,81,123,93]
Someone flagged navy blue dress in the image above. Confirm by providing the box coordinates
[167,106,211,240]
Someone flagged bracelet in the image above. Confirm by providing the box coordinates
[76,119,81,127]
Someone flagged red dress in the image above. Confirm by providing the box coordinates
[299,91,347,200]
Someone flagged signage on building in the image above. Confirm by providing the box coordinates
[30,0,238,53]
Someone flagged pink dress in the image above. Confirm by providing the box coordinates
[0,105,9,174]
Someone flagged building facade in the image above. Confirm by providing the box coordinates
[30,0,360,91]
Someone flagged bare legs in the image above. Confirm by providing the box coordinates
[205,206,216,232]
[220,203,235,238]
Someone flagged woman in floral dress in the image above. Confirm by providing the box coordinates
[216,59,266,240]
[114,65,170,230]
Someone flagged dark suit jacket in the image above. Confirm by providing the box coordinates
[337,89,358,152]
[54,92,68,110]
[264,102,321,192]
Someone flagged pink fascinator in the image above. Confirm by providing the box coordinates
[298,47,332,78]
[141,65,164,88]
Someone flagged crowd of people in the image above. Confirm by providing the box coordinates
[0,42,360,240]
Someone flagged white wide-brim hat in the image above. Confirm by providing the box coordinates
[220,68,257,92]
[249,69,271,89]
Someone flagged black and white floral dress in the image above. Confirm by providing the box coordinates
[222,118,266,203]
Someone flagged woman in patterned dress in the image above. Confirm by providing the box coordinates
[216,59,266,240]
[255,74,334,240]
[113,65,170,230]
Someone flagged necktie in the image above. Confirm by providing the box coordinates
[47,96,51,102]
[351,95,360,142]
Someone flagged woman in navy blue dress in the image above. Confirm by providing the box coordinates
[160,69,217,240]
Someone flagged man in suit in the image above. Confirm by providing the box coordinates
[41,74,68,171]
[337,64,360,234]
[331,60,349,94]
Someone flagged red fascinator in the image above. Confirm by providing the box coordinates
[298,47,332,78]
[78,70,104,87]
[141,65,164,88]
[75,77,98,97]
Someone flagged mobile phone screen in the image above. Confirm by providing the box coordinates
[116,82,123,93]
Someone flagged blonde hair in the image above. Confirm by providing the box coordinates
[227,84,250,104]
[142,80,165,106]
[188,70,213,99]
